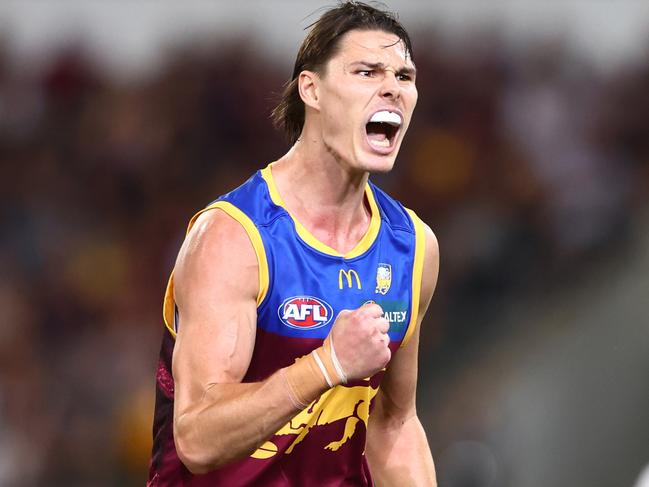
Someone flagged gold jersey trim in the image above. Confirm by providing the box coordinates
[163,201,270,338]
[401,208,426,348]
[260,163,381,260]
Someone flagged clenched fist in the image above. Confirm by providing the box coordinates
[328,303,391,381]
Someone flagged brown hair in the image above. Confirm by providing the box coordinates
[271,1,414,144]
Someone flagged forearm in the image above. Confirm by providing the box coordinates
[174,367,328,473]
[173,334,349,474]
[366,414,436,486]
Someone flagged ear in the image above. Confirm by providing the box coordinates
[297,70,320,111]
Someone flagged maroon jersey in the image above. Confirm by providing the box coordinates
[147,166,426,485]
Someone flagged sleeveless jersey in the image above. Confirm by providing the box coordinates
[148,163,427,486]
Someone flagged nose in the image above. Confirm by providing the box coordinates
[379,71,400,100]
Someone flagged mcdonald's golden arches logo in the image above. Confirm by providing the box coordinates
[338,269,361,290]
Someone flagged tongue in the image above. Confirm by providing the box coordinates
[366,121,391,145]
[367,132,388,142]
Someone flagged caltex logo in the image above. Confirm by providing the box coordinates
[278,296,333,330]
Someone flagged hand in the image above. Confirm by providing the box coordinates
[329,303,391,381]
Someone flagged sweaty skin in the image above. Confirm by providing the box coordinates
[171,29,438,485]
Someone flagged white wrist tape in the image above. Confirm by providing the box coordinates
[328,335,348,385]
[311,350,334,388]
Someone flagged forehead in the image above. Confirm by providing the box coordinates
[333,29,412,68]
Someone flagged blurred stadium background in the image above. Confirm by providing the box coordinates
[1,1,648,486]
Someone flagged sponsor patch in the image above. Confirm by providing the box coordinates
[338,268,361,290]
[278,296,333,330]
[361,298,408,334]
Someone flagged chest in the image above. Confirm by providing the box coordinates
[243,220,415,382]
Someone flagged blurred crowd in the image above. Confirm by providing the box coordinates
[0,28,648,486]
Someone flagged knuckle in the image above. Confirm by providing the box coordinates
[337,309,351,318]
[335,310,352,325]
[361,302,382,316]
[352,312,365,326]
[371,319,389,335]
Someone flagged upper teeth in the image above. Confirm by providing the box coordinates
[370,111,401,126]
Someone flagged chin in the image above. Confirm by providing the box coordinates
[355,144,402,174]
[325,137,401,174]
[362,156,396,174]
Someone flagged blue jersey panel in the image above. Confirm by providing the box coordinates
[218,170,417,345]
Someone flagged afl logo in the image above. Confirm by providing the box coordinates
[278,296,333,330]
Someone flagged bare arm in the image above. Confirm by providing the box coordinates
[171,209,323,473]
[171,208,392,474]
[366,224,439,486]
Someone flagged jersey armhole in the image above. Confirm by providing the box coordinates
[401,208,426,348]
[162,200,270,339]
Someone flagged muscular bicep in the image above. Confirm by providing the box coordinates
[376,225,439,416]
[171,208,259,415]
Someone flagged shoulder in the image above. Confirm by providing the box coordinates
[368,182,439,280]
[369,182,439,314]
[418,218,439,314]
[217,168,280,227]
[392,202,439,313]
[415,217,439,261]
[187,207,255,252]
[174,207,259,307]
[421,221,439,275]
[368,182,413,230]
[369,183,435,242]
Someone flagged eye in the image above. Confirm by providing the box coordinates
[357,70,374,77]
[397,73,413,82]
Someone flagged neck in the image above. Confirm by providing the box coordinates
[271,136,372,255]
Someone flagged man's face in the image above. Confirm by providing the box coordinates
[314,29,418,173]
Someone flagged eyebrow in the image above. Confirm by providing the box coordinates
[351,61,417,78]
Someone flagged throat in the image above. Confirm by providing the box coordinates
[307,212,372,255]
[267,159,376,255]
[289,194,374,256]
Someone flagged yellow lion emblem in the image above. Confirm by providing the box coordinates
[251,384,379,458]
[375,263,392,295]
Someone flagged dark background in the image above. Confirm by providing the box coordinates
[1,2,648,486]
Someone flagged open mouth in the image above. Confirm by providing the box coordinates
[365,110,402,151]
